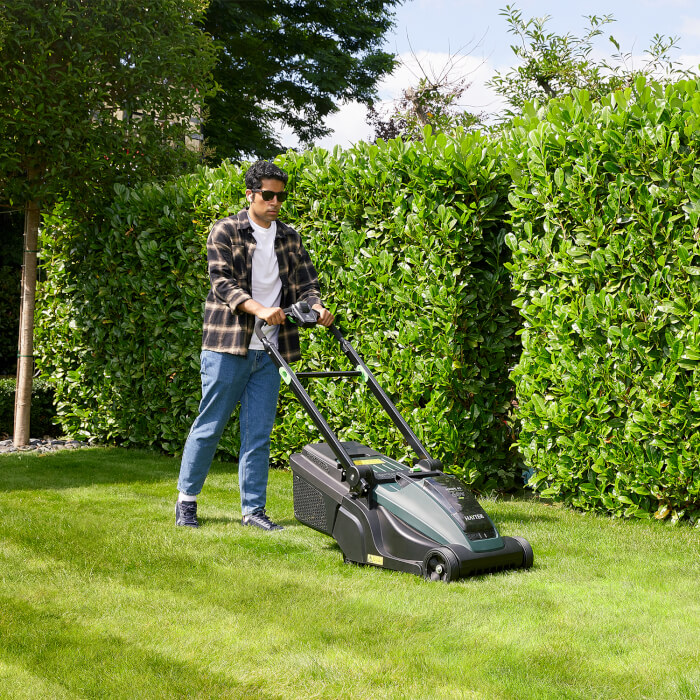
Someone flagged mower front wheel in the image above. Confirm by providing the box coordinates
[513,536,534,569]
[422,547,460,583]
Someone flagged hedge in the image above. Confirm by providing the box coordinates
[36,130,521,491]
[32,79,700,521]
[0,266,20,376]
[0,209,23,375]
[0,377,59,438]
[504,77,700,522]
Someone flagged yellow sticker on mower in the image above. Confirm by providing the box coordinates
[353,458,383,465]
[367,554,384,566]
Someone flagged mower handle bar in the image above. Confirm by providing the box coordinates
[252,301,439,471]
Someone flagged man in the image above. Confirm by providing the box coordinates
[176,160,334,530]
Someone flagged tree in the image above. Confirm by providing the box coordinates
[202,0,402,160]
[0,0,217,446]
[488,5,691,114]
[368,39,488,142]
[368,53,484,142]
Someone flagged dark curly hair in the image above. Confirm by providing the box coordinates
[244,160,288,190]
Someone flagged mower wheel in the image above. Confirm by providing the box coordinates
[513,536,534,569]
[422,547,460,583]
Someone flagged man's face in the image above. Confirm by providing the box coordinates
[246,177,287,227]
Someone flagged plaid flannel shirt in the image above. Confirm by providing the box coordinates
[201,209,322,362]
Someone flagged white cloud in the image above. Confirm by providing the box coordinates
[314,101,374,150]
[679,53,700,70]
[681,16,700,38]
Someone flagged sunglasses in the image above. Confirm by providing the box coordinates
[252,189,288,202]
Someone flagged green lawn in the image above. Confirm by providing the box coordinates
[0,448,698,699]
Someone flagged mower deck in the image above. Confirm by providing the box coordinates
[291,441,533,581]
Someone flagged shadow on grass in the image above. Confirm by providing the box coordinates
[198,515,240,526]
[0,595,283,700]
[0,447,239,492]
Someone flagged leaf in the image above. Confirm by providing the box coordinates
[603,160,621,174]
[531,393,546,415]
[591,250,606,272]
[654,504,672,520]
[505,232,518,251]
[677,244,690,266]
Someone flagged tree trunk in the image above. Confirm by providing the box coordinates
[13,199,41,447]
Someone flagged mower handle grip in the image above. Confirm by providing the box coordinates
[254,301,321,341]
[284,301,320,328]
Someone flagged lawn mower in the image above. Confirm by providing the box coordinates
[255,303,533,582]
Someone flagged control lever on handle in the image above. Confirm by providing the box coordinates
[285,301,320,328]
[254,301,320,341]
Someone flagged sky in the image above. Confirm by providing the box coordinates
[287,0,700,150]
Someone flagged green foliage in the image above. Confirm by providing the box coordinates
[276,135,519,489]
[0,267,20,376]
[36,132,521,491]
[0,377,58,437]
[488,5,691,115]
[0,209,23,375]
[0,6,8,52]
[369,75,482,143]
[202,0,401,160]
[0,0,217,209]
[504,78,700,522]
[35,168,230,454]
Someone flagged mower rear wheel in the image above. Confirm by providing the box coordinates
[513,536,534,569]
[422,547,460,583]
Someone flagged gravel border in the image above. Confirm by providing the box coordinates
[0,438,93,455]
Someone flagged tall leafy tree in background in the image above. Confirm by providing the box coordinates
[202,0,402,160]
[0,0,217,446]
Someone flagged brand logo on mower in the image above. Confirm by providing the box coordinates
[464,513,486,521]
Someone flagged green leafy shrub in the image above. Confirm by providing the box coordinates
[36,165,235,454]
[0,377,58,438]
[0,209,23,375]
[0,266,20,375]
[504,78,700,522]
[277,135,520,489]
[36,131,521,490]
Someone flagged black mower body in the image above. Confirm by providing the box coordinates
[291,441,532,581]
[256,303,533,582]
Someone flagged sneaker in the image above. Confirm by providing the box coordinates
[175,500,199,528]
[241,508,283,531]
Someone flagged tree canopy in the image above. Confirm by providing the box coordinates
[0,0,217,445]
[0,0,217,210]
[202,0,402,161]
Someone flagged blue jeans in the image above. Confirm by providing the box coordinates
[178,349,281,515]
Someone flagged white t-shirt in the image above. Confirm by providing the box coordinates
[248,218,282,350]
